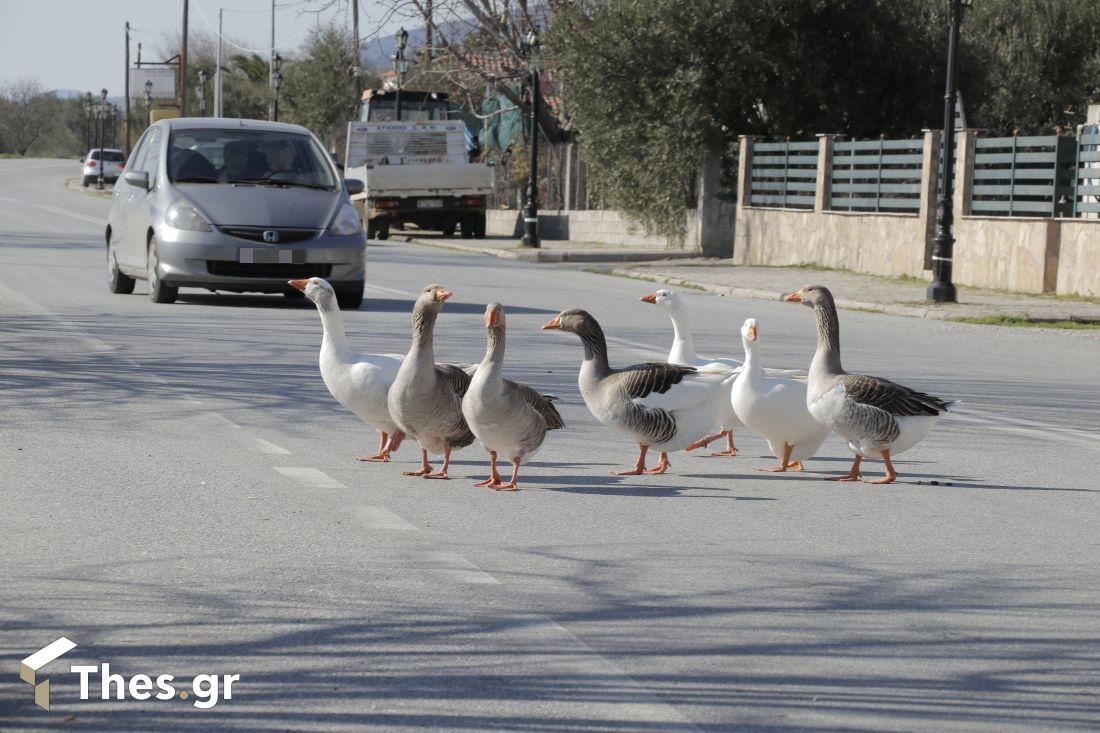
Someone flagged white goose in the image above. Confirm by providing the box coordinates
[730,318,829,472]
[290,277,404,461]
[787,285,953,484]
[640,288,743,456]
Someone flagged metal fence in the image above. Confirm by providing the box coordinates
[1072,131,1100,218]
[748,140,818,209]
[969,135,1076,218]
[830,138,924,213]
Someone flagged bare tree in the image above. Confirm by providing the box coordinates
[0,78,57,156]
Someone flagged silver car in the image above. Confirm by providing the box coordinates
[105,118,366,307]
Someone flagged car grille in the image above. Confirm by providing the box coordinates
[207,262,333,279]
[218,227,319,244]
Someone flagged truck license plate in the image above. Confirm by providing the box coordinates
[238,248,306,264]
[417,199,443,208]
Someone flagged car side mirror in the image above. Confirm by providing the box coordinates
[343,178,365,196]
[123,170,149,190]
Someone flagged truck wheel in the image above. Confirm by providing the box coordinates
[442,222,456,237]
[472,212,487,239]
[336,282,365,310]
[461,214,475,239]
[377,220,390,240]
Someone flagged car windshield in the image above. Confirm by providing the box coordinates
[92,150,125,162]
[166,129,338,189]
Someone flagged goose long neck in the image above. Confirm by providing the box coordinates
[480,327,506,374]
[668,307,697,361]
[811,302,844,376]
[741,337,760,375]
[410,301,438,360]
[577,319,611,377]
[318,301,350,355]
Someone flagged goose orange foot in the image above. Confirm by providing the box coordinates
[826,455,862,482]
[645,453,671,474]
[614,445,649,475]
[863,450,896,484]
[492,482,518,491]
[359,432,393,461]
[475,452,503,487]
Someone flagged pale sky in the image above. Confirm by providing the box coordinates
[0,0,404,96]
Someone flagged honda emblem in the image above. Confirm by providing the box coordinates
[262,230,280,243]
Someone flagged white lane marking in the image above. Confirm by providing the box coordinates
[533,617,704,731]
[417,551,499,584]
[0,282,115,353]
[364,282,416,297]
[273,466,348,489]
[250,437,291,455]
[31,203,108,226]
[951,407,1100,450]
[605,335,663,360]
[206,412,241,429]
[352,505,418,531]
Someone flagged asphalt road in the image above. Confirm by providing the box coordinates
[1,159,1098,732]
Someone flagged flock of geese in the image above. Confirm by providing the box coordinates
[288,277,953,489]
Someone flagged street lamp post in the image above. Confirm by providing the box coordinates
[144,80,154,128]
[96,89,108,190]
[272,55,283,121]
[928,0,971,304]
[83,92,93,153]
[392,28,409,121]
[520,28,540,248]
[196,69,208,117]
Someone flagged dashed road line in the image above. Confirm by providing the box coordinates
[351,505,418,531]
[417,551,500,584]
[250,437,291,455]
[273,466,348,489]
[364,282,416,297]
[31,203,108,227]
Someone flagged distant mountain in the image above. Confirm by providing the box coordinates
[51,89,127,107]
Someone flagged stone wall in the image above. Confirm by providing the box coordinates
[486,207,735,251]
[734,208,928,278]
[1055,220,1100,297]
[952,217,1057,294]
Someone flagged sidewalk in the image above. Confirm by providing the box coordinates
[396,231,700,263]
[598,260,1100,326]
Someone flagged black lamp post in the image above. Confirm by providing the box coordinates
[144,80,154,128]
[96,88,108,190]
[928,0,972,304]
[520,27,540,248]
[82,92,93,153]
[196,69,208,117]
[272,55,283,121]
[392,28,409,121]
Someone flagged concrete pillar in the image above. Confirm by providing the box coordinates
[563,141,575,211]
[919,129,942,270]
[814,134,838,213]
[954,129,976,218]
[695,152,726,257]
[733,135,758,263]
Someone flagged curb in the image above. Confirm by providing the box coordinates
[606,267,1003,323]
[400,236,702,264]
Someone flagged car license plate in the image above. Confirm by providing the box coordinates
[238,248,306,264]
[417,199,443,208]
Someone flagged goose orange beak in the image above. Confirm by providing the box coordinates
[541,315,562,330]
[640,292,658,304]
[784,290,803,303]
[747,324,757,341]
[288,279,309,292]
[436,288,452,302]
[485,306,500,328]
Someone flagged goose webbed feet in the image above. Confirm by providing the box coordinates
[863,450,897,484]
[613,445,649,475]
[826,454,863,482]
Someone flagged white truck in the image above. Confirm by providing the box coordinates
[345,116,493,240]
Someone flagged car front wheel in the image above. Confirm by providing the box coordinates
[107,240,135,294]
[336,282,364,310]
[147,235,178,304]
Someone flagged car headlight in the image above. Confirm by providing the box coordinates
[165,201,212,232]
[329,203,362,236]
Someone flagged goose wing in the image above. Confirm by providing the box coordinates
[616,363,723,411]
[839,374,951,416]
[436,363,474,398]
[507,380,565,430]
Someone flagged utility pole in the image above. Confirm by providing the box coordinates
[214,8,223,117]
[269,0,276,121]
[424,0,433,69]
[352,0,361,103]
[180,0,189,117]
[124,21,131,156]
